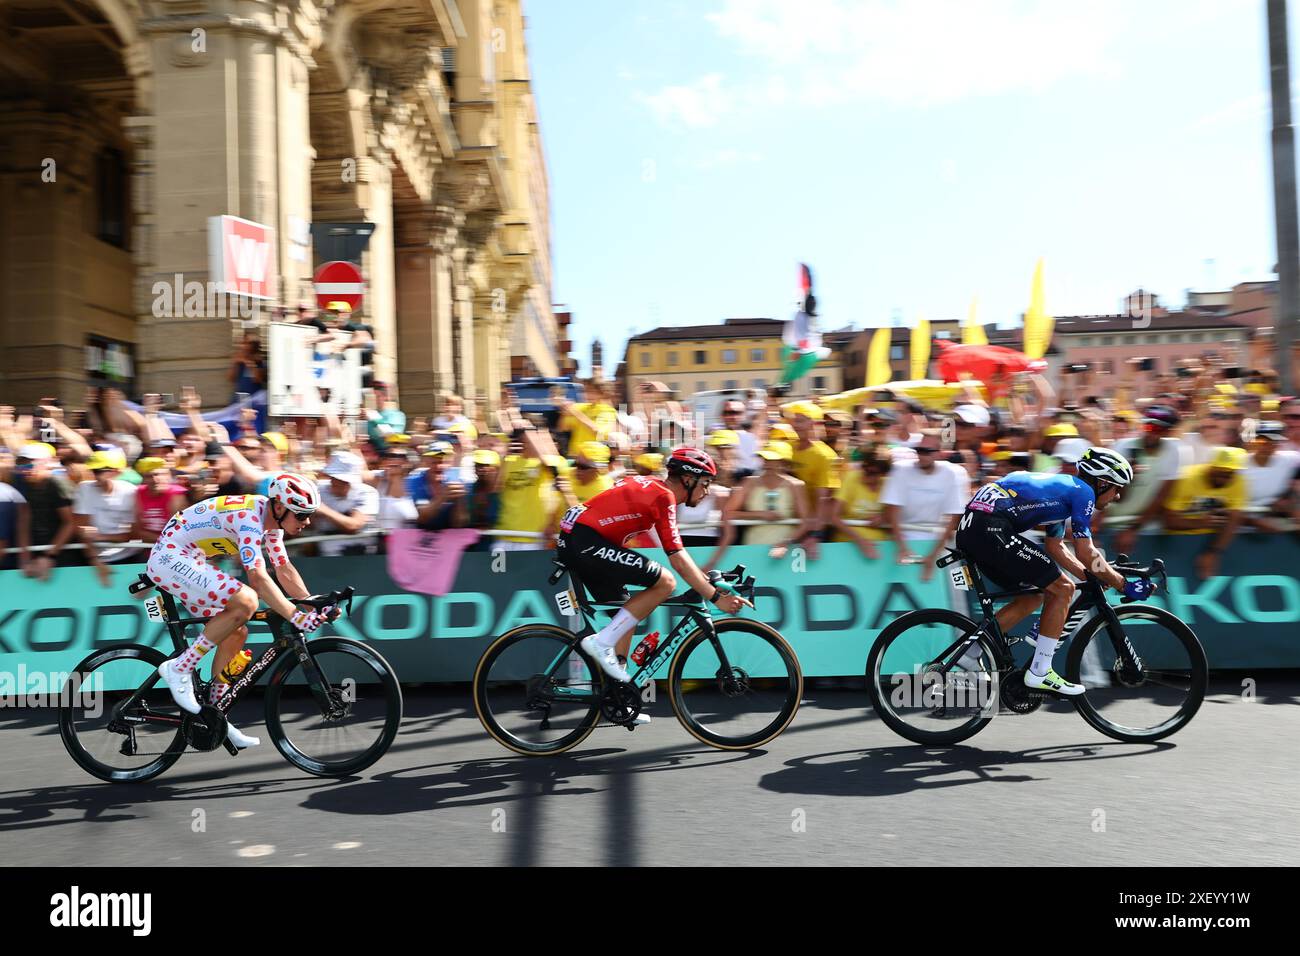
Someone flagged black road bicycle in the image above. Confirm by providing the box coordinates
[58,574,403,782]
[866,549,1208,745]
[474,563,803,756]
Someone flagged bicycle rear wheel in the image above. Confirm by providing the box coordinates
[473,624,603,756]
[1064,604,1207,743]
[264,638,403,776]
[58,645,187,783]
[866,609,999,746]
[667,619,803,750]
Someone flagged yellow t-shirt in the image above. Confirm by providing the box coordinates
[495,455,560,543]
[573,471,614,503]
[790,440,841,508]
[1164,464,1247,534]
[834,471,886,541]
[561,403,618,450]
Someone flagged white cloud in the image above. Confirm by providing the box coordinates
[637,73,733,128]
[642,0,1132,126]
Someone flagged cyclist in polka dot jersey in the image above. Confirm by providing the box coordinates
[152,475,325,749]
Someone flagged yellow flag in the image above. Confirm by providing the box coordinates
[867,327,893,387]
[1023,259,1053,360]
[962,297,988,346]
[910,316,931,381]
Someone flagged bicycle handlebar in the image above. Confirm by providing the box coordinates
[1111,555,1168,603]
[292,586,356,620]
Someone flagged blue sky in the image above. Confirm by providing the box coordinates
[526,0,1281,375]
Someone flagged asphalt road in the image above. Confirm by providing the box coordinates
[2,677,1297,867]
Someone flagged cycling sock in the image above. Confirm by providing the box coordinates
[591,608,639,649]
[1030,635,1060,676]
[175,636,216,675]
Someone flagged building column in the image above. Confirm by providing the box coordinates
[136,19,290,400]
[453,248,477,415]
[0,110,97,404]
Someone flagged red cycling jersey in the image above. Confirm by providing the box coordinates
[569,475,683,554]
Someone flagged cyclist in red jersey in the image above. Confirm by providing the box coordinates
[557,446,750,683]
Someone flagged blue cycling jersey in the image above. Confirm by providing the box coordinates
[966,471,1095,539]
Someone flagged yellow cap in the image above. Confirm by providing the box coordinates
[1209,446,1248,471]
[576,441,611,465]
[768,423,798,442]
[387,433,411,445]
[18,442,58,461]
[471,449,501,467]
[1044,423,1079,438]
[447,420,479,440]
[782,400,824,421]
[634,452,664,472]
[134,457,167,475]
[1214,382,1239,395]
[757,440,794,462]
[1263,399,1280,414]
[87,449,127,471]
[326,301,353,314]
[260,431,289,453]
[706,429,740,447]
[1245,382,1271,396]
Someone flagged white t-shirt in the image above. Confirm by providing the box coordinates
[74,478,139,562]
[676,487,729,541]
[377,494,418,532]
[1246,449,1300,510]
[733,430,761,473]
[880,460,969,541]
[316,481,380,556]
[1110,437,1182,520]
[1178,433,1221,468]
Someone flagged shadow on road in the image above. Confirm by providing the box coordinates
[0,775,343,833]
[758,740,1173,798]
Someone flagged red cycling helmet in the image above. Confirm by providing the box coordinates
[666,446,718,479]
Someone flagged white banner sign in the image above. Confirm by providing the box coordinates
[268,322,363,418]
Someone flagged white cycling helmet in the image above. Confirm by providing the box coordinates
[1077,446,1134,487]
[267,472,320,516]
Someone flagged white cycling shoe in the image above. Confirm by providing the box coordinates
[157,659,201,714]
[633,713,651,727]
[225,723,261,749]
[1024,667,1086,697]
[580,635,631,683]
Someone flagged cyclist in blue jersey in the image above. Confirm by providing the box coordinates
[955,447,1150,695]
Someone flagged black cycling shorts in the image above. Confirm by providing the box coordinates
[556,524,664,603]
[955,511,1062,591]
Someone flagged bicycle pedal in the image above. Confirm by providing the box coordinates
[223,739,240,756]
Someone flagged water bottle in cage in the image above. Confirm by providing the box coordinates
[567,650,587,685]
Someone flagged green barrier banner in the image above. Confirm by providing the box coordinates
[1,535,1297,693]
[1093,531,1300,668]
[0,543,947,685]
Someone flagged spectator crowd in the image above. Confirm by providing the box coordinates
[3,344,1299,585]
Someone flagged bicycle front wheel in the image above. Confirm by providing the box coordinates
[667,619,803,750]
[473,624,604,756]
[58,644,187,783]
[264,638,403,777]
[1064,604,1207,743]
[866,609,999,746]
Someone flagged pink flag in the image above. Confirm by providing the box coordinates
[386,528,482,596]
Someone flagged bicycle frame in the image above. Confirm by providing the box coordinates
[110,583,322,732]
[540,569,722,700]
[936,552,1144,678]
